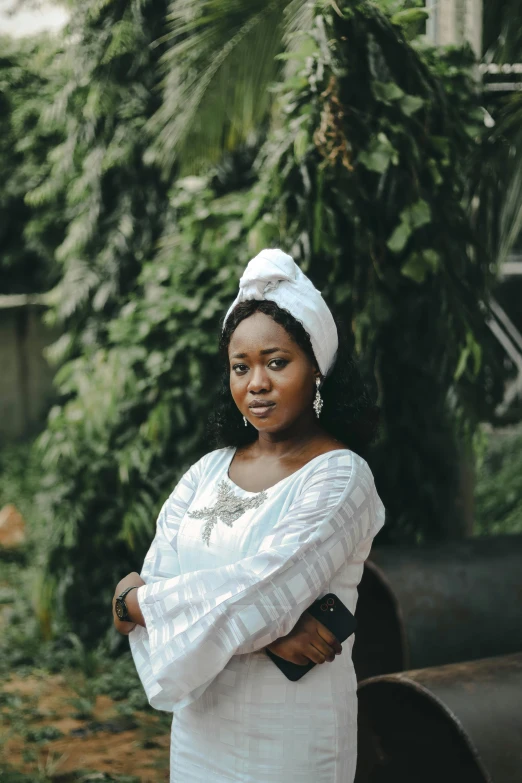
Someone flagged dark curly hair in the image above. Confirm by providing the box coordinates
[206,300,380,458]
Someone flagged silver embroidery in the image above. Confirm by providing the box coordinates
[188,479,268,546]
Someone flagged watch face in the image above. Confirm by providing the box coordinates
[115,599,125,620]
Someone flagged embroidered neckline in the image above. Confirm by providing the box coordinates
[188,479,268,546]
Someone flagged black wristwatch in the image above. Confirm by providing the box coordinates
[115,585,139,622]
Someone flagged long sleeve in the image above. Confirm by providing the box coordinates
[130,451,385,713]
[128,454,206,708]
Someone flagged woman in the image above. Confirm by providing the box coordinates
[112,248,385,783]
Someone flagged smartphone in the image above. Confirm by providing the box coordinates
[265,593,357,681]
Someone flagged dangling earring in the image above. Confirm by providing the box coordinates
[313,377,323,419]
[243,415,248,427]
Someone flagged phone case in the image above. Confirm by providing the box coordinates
[265,593,357,681]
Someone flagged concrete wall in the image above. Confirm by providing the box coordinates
[425,0,483,57]
[0,300,57,440]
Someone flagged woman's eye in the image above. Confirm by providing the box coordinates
[232,359,288,374]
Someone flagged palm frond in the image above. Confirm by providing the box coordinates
[149,0,301,172]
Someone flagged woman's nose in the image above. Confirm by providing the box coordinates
[247,365,271,392]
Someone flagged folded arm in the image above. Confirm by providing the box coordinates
[129,451,385,713]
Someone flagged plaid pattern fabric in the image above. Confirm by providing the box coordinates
[129,447,385,782]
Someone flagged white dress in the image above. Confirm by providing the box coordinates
[129,446,385,783]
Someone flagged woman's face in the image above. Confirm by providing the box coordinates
[228,311,320,434]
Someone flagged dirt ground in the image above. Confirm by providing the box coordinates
[0,672,170,782]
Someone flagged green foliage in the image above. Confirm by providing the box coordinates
[0,443,83,666]
[0,765,141,783]
[378,0,428,41]
[246,2,500,542]
[26,0,171,358]
[24,725,64,744]
[150,0,292,173]
[474,427,522,535]
[0,441,44,523]
[0,770,39,783]
[37,177,248,641]
[0,36,66,294]
[149,0,428,173]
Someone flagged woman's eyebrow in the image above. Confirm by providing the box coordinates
[231,347,292,359]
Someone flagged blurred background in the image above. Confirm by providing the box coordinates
[0,1,521,781]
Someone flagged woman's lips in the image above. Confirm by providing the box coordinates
[248,404,276,417]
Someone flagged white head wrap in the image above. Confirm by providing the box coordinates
[223,248,338,377]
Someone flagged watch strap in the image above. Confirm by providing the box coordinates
[116,585,139,621]
[118,585,138,601]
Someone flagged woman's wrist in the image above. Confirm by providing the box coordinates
[112,572,147,634]
[125,585,146,627]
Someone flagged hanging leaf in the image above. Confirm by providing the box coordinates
[400,94,424,117]
[408,199,432,229]
[387,200,432,253]
[454,346,471,381]
[358,132,398,173]
[391,9,430,27]
[387,220,412,253]
[401,249,441,283]
[294,128,309,161]
[373,81,405,103]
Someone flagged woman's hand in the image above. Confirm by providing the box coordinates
[112,572,146,635]
[266,610,342,666]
